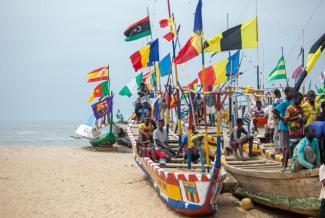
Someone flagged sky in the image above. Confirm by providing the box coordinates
[0,0,324,122]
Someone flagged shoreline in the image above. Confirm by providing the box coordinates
[0,145,305,218]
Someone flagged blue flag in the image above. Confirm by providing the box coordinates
[91,97,113,120]
[226,50,240,77]
[193,0,202,34]
[159,53,171,77]
[149,39,159,66]
[152,97,160,121]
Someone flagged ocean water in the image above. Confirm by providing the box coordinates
[0,121,89,146]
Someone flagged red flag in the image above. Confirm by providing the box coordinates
[174,33,201,64]
[163,31,175,41]
[291,64,303,79]
[159,18,173,28]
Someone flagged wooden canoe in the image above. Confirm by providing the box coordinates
[127,120,226,216]
[223,159,320,216]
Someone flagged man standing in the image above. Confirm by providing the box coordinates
[291,126,321,172]
[284,92,304,169]
[206,86,216,126]
[273,87,295,172]
[302,90,319,127]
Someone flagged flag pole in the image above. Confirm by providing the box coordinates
[256,0,260,89]
[281,47,289,87]
[167,0,183,152]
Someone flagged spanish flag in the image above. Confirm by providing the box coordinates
[174,33,201,64]
[204,17,258,53]
[130,44,150,72]
[198,59,228,91]
[87,66,109,83]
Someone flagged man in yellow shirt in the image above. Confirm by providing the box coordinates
[302,90,319,127]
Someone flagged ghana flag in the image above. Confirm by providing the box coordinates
[124,16,151,41]
[204,17,258,53]
[295,33,325,91]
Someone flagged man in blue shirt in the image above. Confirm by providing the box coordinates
[291,126,321,172]
[273,87,295,171]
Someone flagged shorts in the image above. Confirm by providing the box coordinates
[279,131,289,148]
[206,106,216,115]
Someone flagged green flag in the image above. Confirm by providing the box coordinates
[119,72,143,97]
[267,56,287,82]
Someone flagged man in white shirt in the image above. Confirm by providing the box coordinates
[153,119,175,159]
[320,161,325,218]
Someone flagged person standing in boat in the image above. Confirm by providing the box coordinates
[319,150,325,218]
[284,92,304,169]
[153,119,175,162]
[272,89,282,153]
[273,87,295,171]
[302,90,320,127]
[230,118,255,160]
[291,126,321,172]
[205,86,216,126]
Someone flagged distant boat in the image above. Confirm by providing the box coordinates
[223,159,320,217]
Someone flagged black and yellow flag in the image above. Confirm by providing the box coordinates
[204,17,258,53]
[305,33,325,73]
[295,33,325,91]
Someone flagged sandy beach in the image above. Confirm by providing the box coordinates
[0,146,306,218]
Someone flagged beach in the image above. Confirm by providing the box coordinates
[0,145,306,218]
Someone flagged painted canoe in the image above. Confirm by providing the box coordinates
[89,132,116,147]
[127,120,226,216]
[223,159,320,216]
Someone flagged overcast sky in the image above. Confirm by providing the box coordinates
[1,0,324,122]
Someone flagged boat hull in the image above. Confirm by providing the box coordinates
[224,161,320,216]
[127,121,225,216]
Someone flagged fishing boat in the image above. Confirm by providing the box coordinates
[126,119,226,216]
[223,159,320,216]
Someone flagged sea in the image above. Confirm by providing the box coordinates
[0,121,89,146]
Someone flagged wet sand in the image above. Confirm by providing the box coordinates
[0,146,308,218]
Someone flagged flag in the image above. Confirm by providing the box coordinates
[119,72,143,97]
[174,33,201,64]
[142,71,151,83]
[130,44,150,72]
[321,70,325,84]
[193,0,203,35]
[87,66,109,83]
[91,97,113,120]
[163,31,175,41]
[291,65,303,79]
[88,80,109,103]
[267,56,286,82]
[183,78,198,91]
[205,17,258,53]
[159,18,174,28]
[124,16,151,41]
[306,33,325,73]
[149,39,159,66]
[159,53,171,77]
[198,59,228,91]
[226,50,240,77]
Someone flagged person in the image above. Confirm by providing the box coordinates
[319,152,325,218]
[251,100,265,117]
[153,119,175,163]
[197,94,204,124]
[116,109,124,123]
[138,116,156,159]
[273,88,282,153]
[273,87,295,171]
[317,101,325,121]
[176,127,201,162]
[230,118,255,160]
[302,90,319,127]
[291,126,321,172]
[205,86,216,126]
[283,92,304,169]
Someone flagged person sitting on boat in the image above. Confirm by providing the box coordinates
[273,87,295,170]
[176,127,202,162]
[205,86,216,126]
[230,118,255,160]
[291,126,321,172]
[138,116,157,160]
[283,92,304,170]
[302,90,320,127]
[153,119,175,163]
